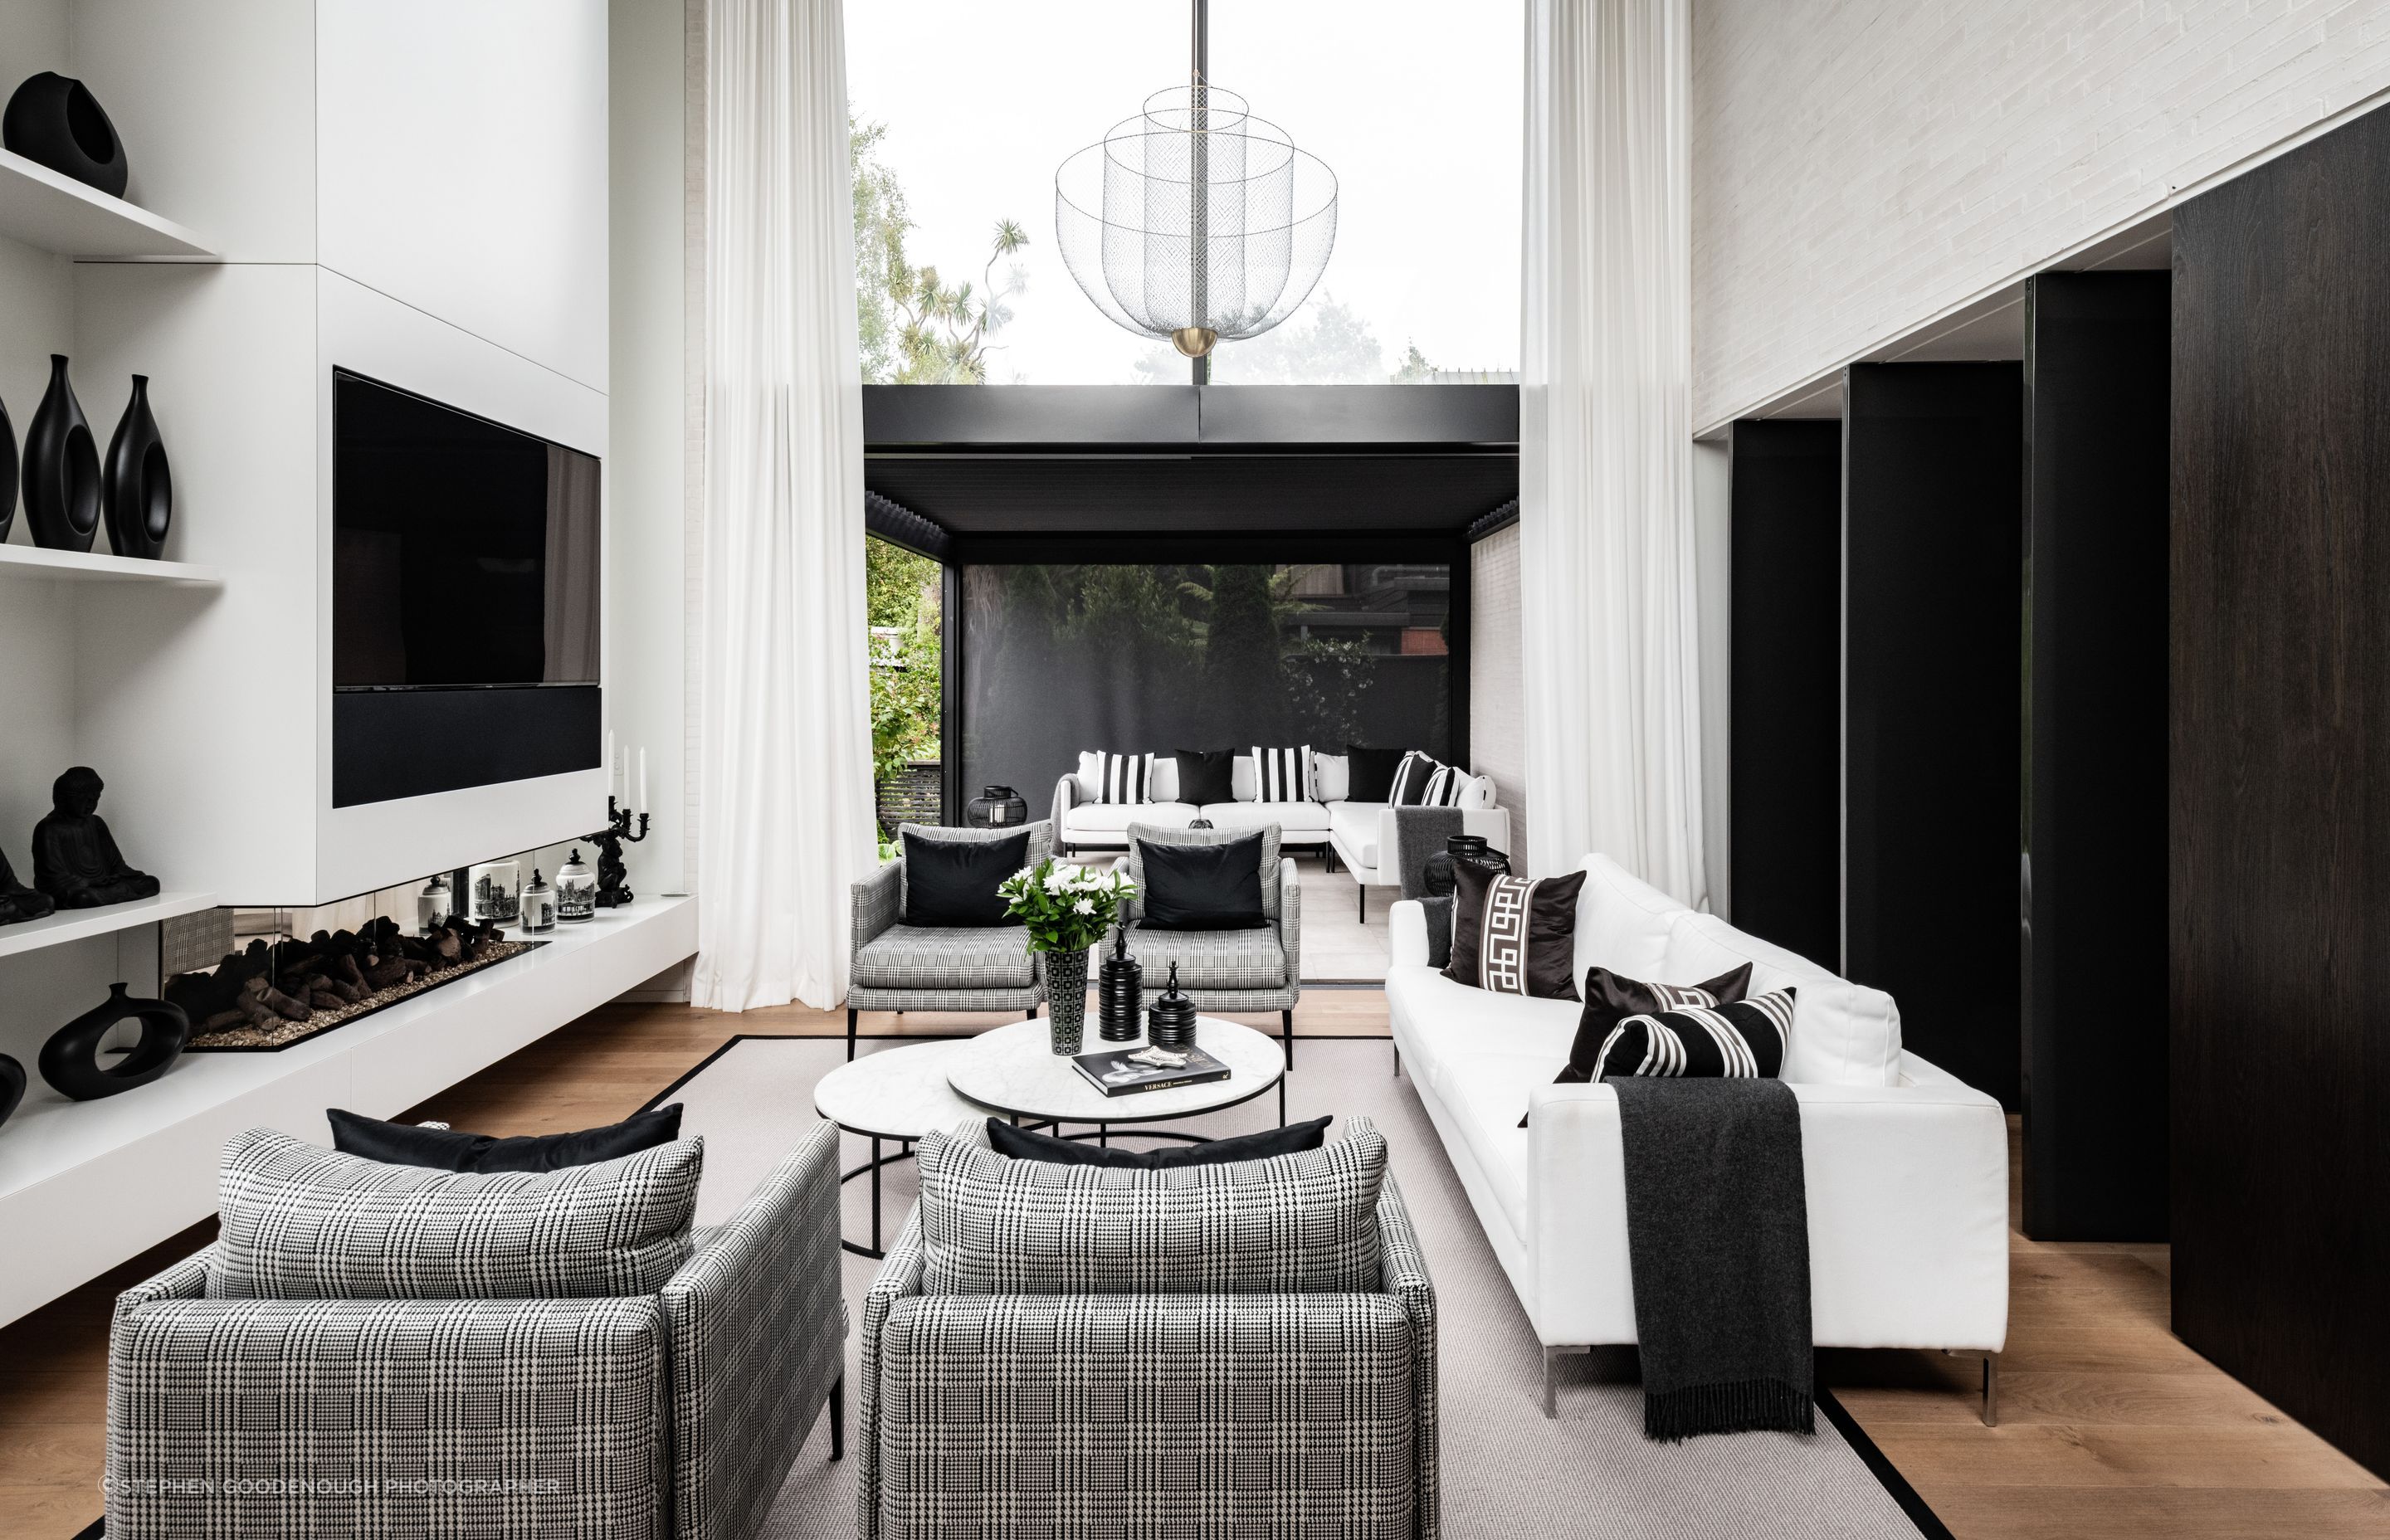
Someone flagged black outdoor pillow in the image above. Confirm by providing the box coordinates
[327,1104,685,1173]
[1139,833,1269,930]
[902,827,1030,927]
[987,1115,1332,1169]
[1173,748,1237,806]
[1343,745,1404,802]
[1558,963,1755,1083]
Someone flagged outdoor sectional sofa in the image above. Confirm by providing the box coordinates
[1384,855,2010,1422]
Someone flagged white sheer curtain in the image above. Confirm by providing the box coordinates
[1518,0,1708,905]
[693,0,876,1010]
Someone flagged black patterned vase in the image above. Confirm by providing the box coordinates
[2,73,129,197]
[23,356,101,553]
[1046,946,1088,1055]
[102,374,171,558]
[0,1053,24,1129]
[38,983,189,1101]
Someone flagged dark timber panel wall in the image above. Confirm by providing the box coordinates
[1729,419,1842,970]
[1843,363,2023,1108]
[2173,104,2390,1479]
[2022,271,2172,1241]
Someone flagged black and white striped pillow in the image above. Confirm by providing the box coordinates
[1388,750,1443,806]
[1596,988,1797,1079]
[1418,765,1471,807]
[1088,750,1153,805]
[1249,745,1314,802]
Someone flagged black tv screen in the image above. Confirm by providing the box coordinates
[333,370,600,690]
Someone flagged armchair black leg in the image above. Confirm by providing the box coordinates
[829,1373,845,1460]
[1026,1009,1037,1021]
[1281,1008,1295,1070]
[846,1008,857,1061]
[1358,884,1366,924]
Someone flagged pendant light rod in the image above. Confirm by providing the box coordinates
[1190,0,1210,385]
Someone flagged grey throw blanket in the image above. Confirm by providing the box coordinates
[1612,1076,1814,1440]
[1393,808,1465,899]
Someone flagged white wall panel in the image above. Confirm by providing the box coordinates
[317,0,610,391]
[1469,524,1526,874]
[1692,0,2390,431]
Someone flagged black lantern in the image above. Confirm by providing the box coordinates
[1147,960,1197,1050]
[1098,928,1143,1042]
[965,784,1030,828]
[1423,834,1511,898]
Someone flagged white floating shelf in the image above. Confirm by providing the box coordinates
[0,148,213,260]
[0,544,224,586]
[0,889,218,962]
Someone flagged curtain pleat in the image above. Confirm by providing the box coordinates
[693,0,875,1010]
[1519,0,1708,906]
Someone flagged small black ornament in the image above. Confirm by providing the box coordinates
[2,72,129,197]
[102,374,171,558]
[1422,834,1510,898]
[0,847,53,926]
[964,784,1029,828]
[586,795,650,908]
[0,1053,24,1128]
[1146,960,1197,1050]
[1098,927,1142,1042]
[23,356,101,553]
[33,765,160,909]
[39,983,189,1101]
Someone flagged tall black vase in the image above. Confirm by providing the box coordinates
[38,983,189,1101]
[23,356,101,553]
[0,1053,24,1130]
[0,391,17,544]
[103,375,171,558]
[2,72,129,197]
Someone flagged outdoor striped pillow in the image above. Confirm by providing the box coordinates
[1088,750,1154,805]
[1388,750,1444,806]
[1249,744,1314,802]
[1596,989,1799,1079]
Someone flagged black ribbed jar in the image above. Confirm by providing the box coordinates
[1097,928,1142,1042]
[1146,961,1197,1050]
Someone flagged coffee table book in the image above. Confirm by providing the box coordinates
[1071,1045,1232,1097]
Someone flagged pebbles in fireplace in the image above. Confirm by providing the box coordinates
[168,914,544,1053]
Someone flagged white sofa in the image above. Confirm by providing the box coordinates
[1051,753,1344,855]
[1386,855,2009,1421]
[1329,799,1512,922]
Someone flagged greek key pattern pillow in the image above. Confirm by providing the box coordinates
[1597,988,1798,1079]
[1445,861,1586,999]
[210,1126,703,1300]
[915,1124,1387,1296]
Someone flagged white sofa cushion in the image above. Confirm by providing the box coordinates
[1570,855,1684,988]
[1383,965,1576,1095]
[1063,801,1197,835]
[1329,801,1388,868]
[1661,911,1903,1088]
[1202,800,1331,834]
[1312,752,1349,802]
[1433,1051,1553,1238]
[1077,752,1178,803]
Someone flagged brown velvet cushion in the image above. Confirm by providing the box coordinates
[1443,860,1585,1000]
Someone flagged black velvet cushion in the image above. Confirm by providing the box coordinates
[987,1115,1332,1169]
[1558,963,1754,1083]
[327,1104,685,1173]
[1444,859,1586,999]
[1139,833,1268,929]
[1173,748,1236,805]
[1343,745,1404,802]
[901,827,1030,927]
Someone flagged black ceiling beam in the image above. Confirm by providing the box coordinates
[864,383,1519,452]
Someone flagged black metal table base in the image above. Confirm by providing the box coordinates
[834,1079,1288,1260]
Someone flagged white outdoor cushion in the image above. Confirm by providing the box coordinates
[1382,964,1576,1096]
[1329,801,1388,868]
[1433,1051,1553,1236]
[1076,752,1178,802]
[1456,772,1496,811]
[1661,910,1903,1088]
[1063,801,1197,835]
[1230,754,1257,802]
[1312,753,1349,802]
[1570,853,1686,989]
[1202,800,1331,834]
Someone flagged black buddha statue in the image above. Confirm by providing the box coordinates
[0,849,54,925]
[32,767,159,909]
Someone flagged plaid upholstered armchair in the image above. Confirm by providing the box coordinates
[847,820,1056,1060]
[1110,820,1303,1066]
[857,1116,1440,1540]
[104,1121,846,1540]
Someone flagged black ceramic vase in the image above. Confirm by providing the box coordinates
[103,375,171,558]
[38,983,189,1102]
[0,1053,24,1130]
[2,72,129,197]
[1098,928,1142,1042]
[1147,961,1197,1050]
[0,391,17,544]
[24,357,101,553]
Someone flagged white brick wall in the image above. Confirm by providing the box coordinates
[1470,524,1529,874]
[1693,0,2390,431]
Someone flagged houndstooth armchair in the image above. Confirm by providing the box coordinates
[857,1115,1440,1540]
[847,821,1056,1060]
[1110,820,1303,1067]
[104,1120,847,1540]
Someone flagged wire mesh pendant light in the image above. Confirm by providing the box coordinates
[1054,0,1338,373]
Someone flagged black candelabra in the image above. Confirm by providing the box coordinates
[588,796,651,909]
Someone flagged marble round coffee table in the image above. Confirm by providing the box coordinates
[812,1039,991,1258]
[944,1016,1287,1130]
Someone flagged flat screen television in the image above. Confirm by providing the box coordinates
[330,371,602,807]
[334,370,599,689]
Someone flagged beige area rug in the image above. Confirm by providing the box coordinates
[656,1036,1939,1539]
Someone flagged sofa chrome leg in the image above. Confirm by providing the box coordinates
[829,1373,845,1461]
[1543,1345,1586,1419]
[846,1007,856,1061]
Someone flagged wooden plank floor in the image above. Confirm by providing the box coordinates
[4,993,2384,1538]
